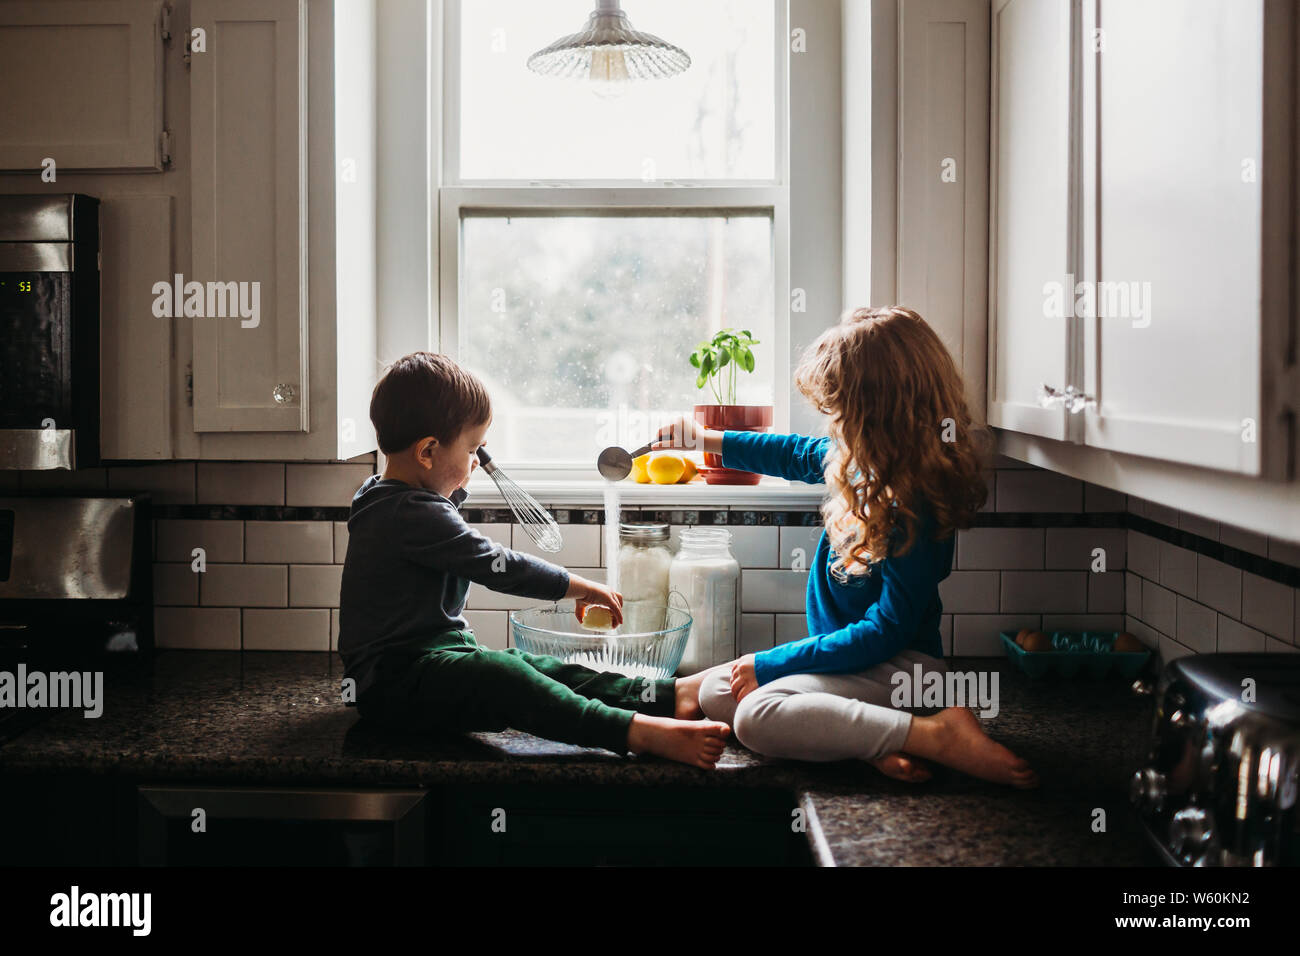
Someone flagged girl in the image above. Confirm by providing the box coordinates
[662,307,1038,788]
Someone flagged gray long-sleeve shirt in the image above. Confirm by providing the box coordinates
[338,475,570,699]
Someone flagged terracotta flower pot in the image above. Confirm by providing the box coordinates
[694,404,774,485]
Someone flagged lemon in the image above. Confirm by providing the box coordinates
[630,454,651,483]
[678,458,699,483]
[647,454,686,484]
[581,605,614,630]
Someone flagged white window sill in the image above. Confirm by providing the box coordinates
[464,475,824,509]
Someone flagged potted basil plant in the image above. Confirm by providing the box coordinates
[689,329,773,486]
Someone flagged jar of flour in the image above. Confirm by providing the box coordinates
[671,528,741,674]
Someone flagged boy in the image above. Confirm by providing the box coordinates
[339,352,729,768]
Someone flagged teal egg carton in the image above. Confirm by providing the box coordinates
[999,630,1151,679]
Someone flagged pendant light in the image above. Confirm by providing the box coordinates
[527,0,691,98]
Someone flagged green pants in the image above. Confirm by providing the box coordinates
[356,629,678,755]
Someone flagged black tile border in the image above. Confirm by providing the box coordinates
[147,504,1299,589]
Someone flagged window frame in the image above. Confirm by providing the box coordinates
[436,0,794,481]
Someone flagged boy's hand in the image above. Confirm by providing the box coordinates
[652,417,723,456]
[729,655,758,702]
[567,575,623,628]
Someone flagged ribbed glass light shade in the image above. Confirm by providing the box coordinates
[526,0,691,89]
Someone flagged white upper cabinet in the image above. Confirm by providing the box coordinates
[991,0,1298,480]
[189,0,308,434]
[0,0,166,172]
[987,0,1073,442]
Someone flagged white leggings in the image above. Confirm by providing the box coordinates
[697,649,949,762]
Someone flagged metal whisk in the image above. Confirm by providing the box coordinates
[476,448,564,553]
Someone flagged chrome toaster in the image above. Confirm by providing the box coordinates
[1130,653,1300,866]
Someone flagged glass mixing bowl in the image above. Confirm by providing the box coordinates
[509,603,691,680]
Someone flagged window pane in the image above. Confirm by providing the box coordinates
[460,214,775,466]
[458,0,776,180]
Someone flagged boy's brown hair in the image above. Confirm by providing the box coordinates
[369,352,492,454]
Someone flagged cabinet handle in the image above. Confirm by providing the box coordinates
[1038,384,1095,413]
[272,383,297,405]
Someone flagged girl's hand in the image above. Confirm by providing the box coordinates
[568,576,624,628]
[729,655,758,702]
[652,417,723,456]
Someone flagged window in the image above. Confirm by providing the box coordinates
[440,0,789,474]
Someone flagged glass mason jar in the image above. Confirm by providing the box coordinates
[670,528,741,675]
[617,523,672,634]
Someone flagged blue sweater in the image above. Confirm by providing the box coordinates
[721,431,953,686]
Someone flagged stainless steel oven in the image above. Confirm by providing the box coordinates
[0,194,100,469]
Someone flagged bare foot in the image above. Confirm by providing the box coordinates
[627,715,730,769]
[869,752,933,783]
[673,671,708,720]
[903,707,1040,789]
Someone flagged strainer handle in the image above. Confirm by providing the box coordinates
[668,588,690,613]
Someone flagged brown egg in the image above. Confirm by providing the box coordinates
[1021,630,1053,652]
[1112,632,1144,653]
[1014,628,1032,647]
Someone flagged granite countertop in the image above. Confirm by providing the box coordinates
[0,652,1163,866]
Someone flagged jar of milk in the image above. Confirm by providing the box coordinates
[670,528,741,675]
[617,523,673,635]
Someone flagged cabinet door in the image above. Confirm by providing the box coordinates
[987,0,1073,441]
[190,0,308,432]
[0,0,165,172]
[1080,0,1288,476]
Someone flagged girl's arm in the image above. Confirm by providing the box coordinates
[720,431,830,485]
[751,524,940,684]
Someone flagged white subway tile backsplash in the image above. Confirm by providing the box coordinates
[995,471,1083,512]
[156,520,243,563]
[1042,614,1124,632]
[331,608,340,652]
[779,526,823,569]
[1265,635,1300,653]
[1000,571,1087,613]
[1045,528,1126,570]
[155,607,240,650]
[719,526,779,568]
[1242,572,1295,641]
[1158,542,1197,598]
[939,614,953,655]
[1125,572,1141,617]
[741,570,808,613]
[1144,501,1179,527]
[333,521,349,563]
[1177,512,1219,541]
[957,528,1043,570]
[243,609,330,651]
[465,583,551,612]
[153,564,198,606]
[938,571,1000,613]
[197,463,285,505]
[285,463,374,507]
[1219,523,1269,557]
[1158,635,1195,666]
[978,471,995,512]
[1175,597,1216,653]
[470,523,513,551]
[245,521,333,564]
[740,613,775,654]
[201,565,287,608]
[773,614,809,645]
[1216,615,1267,652]
[1142,581,1177,635]
[20,468,108,491]
[1124,616,1161,650]
[992,454,1034,469]
[1087,572,1124,612]
[1195,555,1241,618]
[289,565,344,607]
[1126,532,1159,580]
[465,610,508,650]
[107,463,196,504]
[1083,482,1126,512]
[1267,537,1300,569]
[952,615,1038,656]
[514,522,599,567]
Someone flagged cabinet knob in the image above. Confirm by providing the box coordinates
[1038,383,1096,413]
[272,383,297,405]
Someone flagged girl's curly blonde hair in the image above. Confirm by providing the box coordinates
[795,306,991,577]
